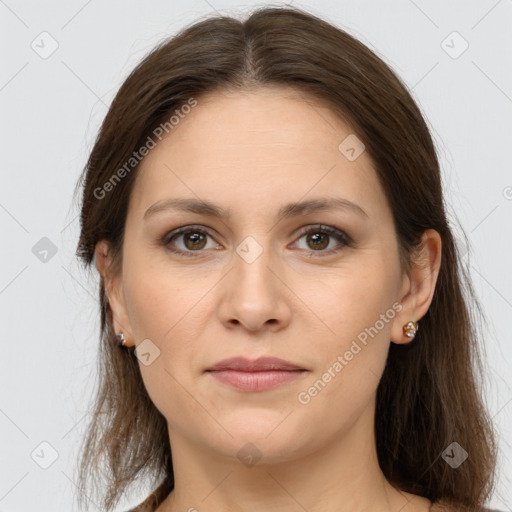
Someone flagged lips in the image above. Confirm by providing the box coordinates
[205,356,306,392]
[206,357,308,392]
[206,356,305,372]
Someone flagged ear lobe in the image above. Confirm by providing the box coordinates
[94,240,133,344]
[391,229,442,345]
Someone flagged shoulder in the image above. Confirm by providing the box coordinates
[431,500,506,512]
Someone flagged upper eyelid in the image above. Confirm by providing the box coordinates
[165,224,346,239]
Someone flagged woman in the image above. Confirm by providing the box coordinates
[74,5,501,512]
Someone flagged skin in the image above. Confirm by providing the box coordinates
[95,86,442,512]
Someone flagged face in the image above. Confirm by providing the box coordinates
[101,86,416,465]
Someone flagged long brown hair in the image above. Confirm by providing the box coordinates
[74,5,497,511]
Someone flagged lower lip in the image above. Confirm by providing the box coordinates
[207,370,306,391]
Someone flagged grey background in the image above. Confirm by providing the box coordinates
[1,0,511,510]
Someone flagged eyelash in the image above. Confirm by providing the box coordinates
[160,224,352,258]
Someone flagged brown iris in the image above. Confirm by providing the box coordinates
[184,232,207,250]
[306,232,329,250]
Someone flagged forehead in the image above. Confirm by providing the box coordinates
[129,86,388,222]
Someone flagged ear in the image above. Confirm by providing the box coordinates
[391,229,442,345]
[94,240,134,347]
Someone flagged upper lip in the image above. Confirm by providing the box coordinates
[206,356,306,372]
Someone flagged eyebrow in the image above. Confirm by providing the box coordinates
[143,196,368,222]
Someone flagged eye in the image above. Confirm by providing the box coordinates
[161,224,351,258]
[292,224,351,256]
[162,225,219,257]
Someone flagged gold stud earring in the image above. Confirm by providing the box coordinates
[402,320,419,342]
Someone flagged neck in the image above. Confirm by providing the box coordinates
[156,399,431,512]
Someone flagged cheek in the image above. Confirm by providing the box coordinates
[123,270,208,422]
[297,297,393,432]
[123,264,211,391]
[305,265,398,394]
[124,277,170,339]
[123,261,201,342]
[313,264,397,343]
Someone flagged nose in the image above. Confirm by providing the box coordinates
[217,240,292,333]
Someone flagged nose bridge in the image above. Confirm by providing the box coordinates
[219,232,288,330]
[232,234,276,296]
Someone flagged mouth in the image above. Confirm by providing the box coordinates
[206,368,307,392]
[205,356,308,392]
